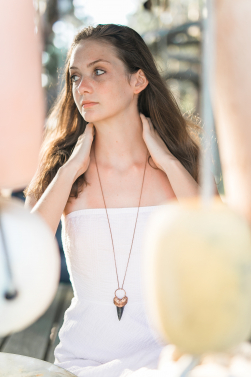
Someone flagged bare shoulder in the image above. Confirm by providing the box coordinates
[62,196,75,217]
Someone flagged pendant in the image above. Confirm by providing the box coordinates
[113,288,128,321]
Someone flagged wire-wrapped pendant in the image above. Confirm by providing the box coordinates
[114,289,128,321]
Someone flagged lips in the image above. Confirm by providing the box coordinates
[81,101,98,108]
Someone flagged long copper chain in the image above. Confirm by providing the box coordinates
[93,143,148,290]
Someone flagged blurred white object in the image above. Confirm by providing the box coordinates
[158,345,200,376]
[0,196,60,336]
[0,352,77,376]
[158,343,251,377]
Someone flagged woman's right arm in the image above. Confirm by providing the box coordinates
[25,163,78,235]
[24,122,95,235]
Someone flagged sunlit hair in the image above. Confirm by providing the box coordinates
[24,23,202,201]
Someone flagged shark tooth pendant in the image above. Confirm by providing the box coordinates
[94,146,148,324]
[114,289,128,321]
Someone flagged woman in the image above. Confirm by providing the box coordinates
[24,24,217,376]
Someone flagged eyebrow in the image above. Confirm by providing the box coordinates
[69,59,111,70]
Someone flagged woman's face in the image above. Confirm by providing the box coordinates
[69,39,137,123]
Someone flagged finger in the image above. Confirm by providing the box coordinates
[139,113,148,127]
[83,123,94,136]
[145,117,151,126]
[86,122,94,130]
[141,115,153,131]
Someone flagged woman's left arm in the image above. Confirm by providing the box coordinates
[140,114,219,200]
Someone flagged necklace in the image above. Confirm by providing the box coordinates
[93,143,148,321]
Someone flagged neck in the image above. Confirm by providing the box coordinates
[91,107,148,172]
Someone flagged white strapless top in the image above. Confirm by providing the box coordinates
[54,205,168,377]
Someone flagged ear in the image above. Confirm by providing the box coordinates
[133,69,148,94]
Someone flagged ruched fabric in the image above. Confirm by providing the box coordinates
[54,205,167,377]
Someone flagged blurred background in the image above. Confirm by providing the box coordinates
[40,0,203,117]
[13,0,224,283]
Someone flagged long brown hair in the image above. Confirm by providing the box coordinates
[24,24,202,201]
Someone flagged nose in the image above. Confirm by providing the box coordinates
[76,76,93,95]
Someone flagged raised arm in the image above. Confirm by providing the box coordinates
[25,164,78,234]
[25,123,95,235]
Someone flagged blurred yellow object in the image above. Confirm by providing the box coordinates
[142,197,251,355]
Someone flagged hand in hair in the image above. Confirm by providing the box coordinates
[140,113,176,173]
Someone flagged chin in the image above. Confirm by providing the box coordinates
[82,115,104,124]
[81,110,100,123]
[81,110,113,123]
